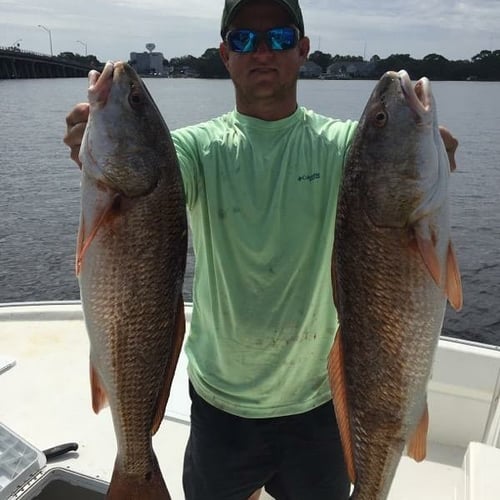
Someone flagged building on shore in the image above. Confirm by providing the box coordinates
[325,60,376,79]
[130,43,168,76]
[299,60,322,78]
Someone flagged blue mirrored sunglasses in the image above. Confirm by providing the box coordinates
[225,26,300,53]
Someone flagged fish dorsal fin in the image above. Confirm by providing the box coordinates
[328,328,356,484]
[90,361,109,413]
[407,403,429,462]
[151,295,186,435]
[446,242,463,311]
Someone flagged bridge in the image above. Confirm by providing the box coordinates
[0,47,102,79]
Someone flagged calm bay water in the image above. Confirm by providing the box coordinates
[0,77,498,346]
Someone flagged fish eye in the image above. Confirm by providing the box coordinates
[374,111,387,127]
[128,91,143,108]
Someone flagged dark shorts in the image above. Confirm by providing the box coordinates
[183,382,350,500]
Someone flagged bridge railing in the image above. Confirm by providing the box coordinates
[0,46,53,58]
[0,47,103,71]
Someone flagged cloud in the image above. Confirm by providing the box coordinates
[1,0,499,61]
[301,0,500,59]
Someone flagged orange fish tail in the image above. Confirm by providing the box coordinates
[107,454,171,500]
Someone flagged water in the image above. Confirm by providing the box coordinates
[0,78,498,346]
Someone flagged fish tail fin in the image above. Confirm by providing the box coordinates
[407,403,429,462]
[328,327,356,484]
[107,453,171,500]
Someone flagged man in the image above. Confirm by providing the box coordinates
[64,1,458,499]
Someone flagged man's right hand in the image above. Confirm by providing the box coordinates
[63,103,90,169]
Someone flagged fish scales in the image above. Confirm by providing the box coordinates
[335,218,445,498]
[329,70,462,500]
[82,183,185,465]
[78,61,187,499]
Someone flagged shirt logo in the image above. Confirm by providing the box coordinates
[297,173,321,182]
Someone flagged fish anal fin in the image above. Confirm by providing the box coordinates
[407,403,429,462]
[327,327,356,484]
[446,242,463,311]
[90,361,108,414]
[151,295,186,435]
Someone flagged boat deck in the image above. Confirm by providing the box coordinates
[1,302,499,499]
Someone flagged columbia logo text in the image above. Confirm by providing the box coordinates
[297,173,320,182]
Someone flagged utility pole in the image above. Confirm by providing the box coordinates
[76,40,88,56]
[37,25,53,56]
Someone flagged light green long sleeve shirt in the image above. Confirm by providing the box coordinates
[171,106,357,418]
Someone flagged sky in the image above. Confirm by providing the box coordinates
[1,0,499,63]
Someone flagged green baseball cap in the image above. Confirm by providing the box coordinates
[220,0,305,38]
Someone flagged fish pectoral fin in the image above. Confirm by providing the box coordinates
[76,213,85,276]
[90,361,109,414]
[76,191,121,275]
[446,242,463,311]
[415,230,442,289]
[151,295,186,435]
[414,226,463,311]
[327,327,356,484]
[407,403,429,462]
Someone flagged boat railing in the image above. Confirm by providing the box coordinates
[483,367,500,447]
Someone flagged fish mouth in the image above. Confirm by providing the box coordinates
[88,61,134,106]
[88,61,115,105]
[398,69,432,116]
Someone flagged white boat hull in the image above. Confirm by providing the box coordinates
[0,302,499,499]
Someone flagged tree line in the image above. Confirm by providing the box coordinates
[60,49,500,81]
[366,51,500,81]
[168,48,500,80]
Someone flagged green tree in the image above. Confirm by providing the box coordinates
[332,54,363,62]
[170,55,198,76]
[195,48,229,78]
[470,49,500,80]
[374,54,423,79]
[57,52,102,68]
[472,50,492,62]
[421,53,449,79]
[308,50,332,71]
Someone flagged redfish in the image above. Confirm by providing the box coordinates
[328,70,463,500]
[77,61,187,499]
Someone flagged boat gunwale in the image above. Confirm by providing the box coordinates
[0,300,497,353]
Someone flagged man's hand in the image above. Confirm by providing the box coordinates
[439,126,459,172]
[63,103,90,169]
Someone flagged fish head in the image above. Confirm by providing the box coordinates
[351,70,449,229]
[358,70,435,171]
[80,61,172,198]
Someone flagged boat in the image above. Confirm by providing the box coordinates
[1,301,499,499]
